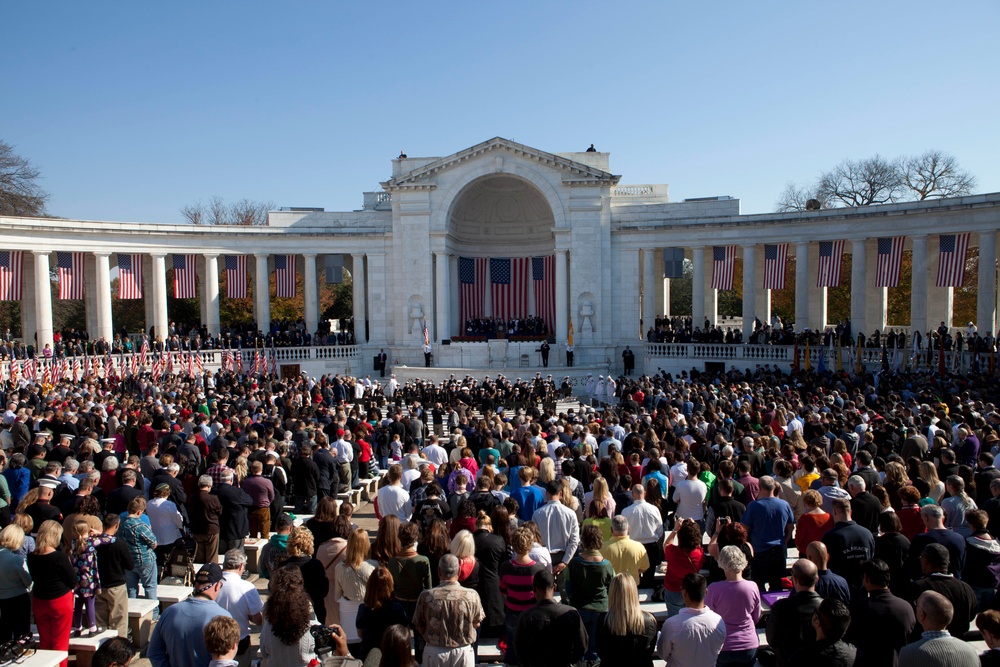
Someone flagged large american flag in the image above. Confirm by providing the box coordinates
[711,246,737,290]
[459,257,488,326]
[0,252,23,301]
[532,256,555,334]
[225,255,248,298]
[57,252,86,300]
[172,254,197,299]
[875,237,905,287]
[117,254,144,299]
[936,233,970,287]
[490,258,529,321]
[816,240,845,287]
[762,244,788,290]
[275,254,297,298]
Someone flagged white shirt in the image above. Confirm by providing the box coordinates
[216,571,264,639]
[401,467,421,490]
[669,462,689,488]
[672,478,708,521]
[656,606,727,667]
[333,438,354,464]
[377,484,412,521]
[532,500,581,564]
[599,437,622,459]
[422,444,448,468]
[621,499,664,545]
[146,497,184,545]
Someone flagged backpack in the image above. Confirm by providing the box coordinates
[159,540,196,586]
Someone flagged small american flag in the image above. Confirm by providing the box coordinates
[129,353,138,375]
[173,254,197,299]
[41,361,51,385]
[274,255,297,298]
[105,354,115,379]
[193,351,204,374]
[24,358,36,382]
[222,349,233,373]
[91,356,101,378]
[422,324,429,347]
[816,240,845,287]
[186,351,194,377]
[225,255,248,299]
[254,349,264,375]
[0,251,23,301]
[118,355,127,378]
[936,233,970,287]
[151,355,162,378]
[117,254,143,299]
[762,244,788,290]
[490,258,529,321]
[711,246,737,290]
[9,359,20,383]
[235,349,244,375]
[72,357,81,381]
[165,352,174,376]
[875,237,905,287]
[139,339,149,367]
[459,257,487,326]
[268,347,277,375]
[57,252,86,300]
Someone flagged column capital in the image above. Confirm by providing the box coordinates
[255,253,269,259]
[302,253,317,259]
[203,253,218,260]
[910,234,928,241]
[741,243,756,249]
[796,240,810,248]
[93,251,111,258]
[149,251,167,259]
[351,252,366,259]
[32,250,49,258]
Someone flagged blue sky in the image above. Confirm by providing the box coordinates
[3,1,998,223]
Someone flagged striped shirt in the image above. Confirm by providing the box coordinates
[498,559,545,612]
[120,516,157,567]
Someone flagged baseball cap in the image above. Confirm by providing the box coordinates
[194,563,224,592]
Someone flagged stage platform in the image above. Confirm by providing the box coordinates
[388,364,614,388]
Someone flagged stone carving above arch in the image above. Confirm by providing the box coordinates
[448,176,555,249]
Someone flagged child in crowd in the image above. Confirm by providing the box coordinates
[204,616,241,667]
[70,519,116,637]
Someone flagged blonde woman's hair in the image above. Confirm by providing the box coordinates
[72,520,90,557]
[0,524,25,552]
[605,573,645,637]
[450,530,475,559]
[345,528,371,568]
[538,458,556,484]
[34,519,63,553]
[559,478,576,509]
[591,477,609,504]
[919,461,940,485]
[286,526,315,557]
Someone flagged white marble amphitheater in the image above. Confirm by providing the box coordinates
[1,137,998,380]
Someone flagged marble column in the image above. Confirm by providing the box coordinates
[795,242,809,329]
[850,239,867,335]
[807,243,828,331]
[20,252,37,345]
[204,254,220,335]
[449,255,460,338]
[555,249,568,341]
[151,253,169,340]
[255,254,270,333]
[33,251,53,350]
[434,252,448,342]
[94,252,113,342]
[865,240,887,332]
[910,236,929,336]
[742,245,756,337]
[926,241,953,331]
[641,248,655,339]
[692,247,706,327]
[303,254,319,335]
[352,254,367,342]
[662,277,671,319]
[84,255,98,337]
[978,232,997,335]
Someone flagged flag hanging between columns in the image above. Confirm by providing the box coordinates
[762,244,788,290]
[117,254,144,299]
[172,254,197,299]
[936,233,970,287]
[532,256,555,335]
[57,252,86,300]
[816,240,845,287]
[0,251,22,301]
[275,254,297,298]
[490,258,529,321]
[459,257,487,327]
[875,237,905,287]
[711,246,737,290]
[225,255,248,298]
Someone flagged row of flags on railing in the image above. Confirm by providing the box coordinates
[1,344,281,384]
[703,233,971,291]
[0,253,302,301]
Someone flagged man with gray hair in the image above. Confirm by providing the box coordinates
[601,514,649,583]
[817,468,852,514]
[413,554,485,667]
[216,469,252,555]
[907,504,966,579]
[215,549,264,661]
[189,474,223,563]
[847,474,881,535]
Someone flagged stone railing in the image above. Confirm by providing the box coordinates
[362,191,392,210]
[611,183,669,202]
[646,342,978,371]
[0,345,360,378]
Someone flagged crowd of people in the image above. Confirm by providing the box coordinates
[461,317,549,339]
[0,350,998,667]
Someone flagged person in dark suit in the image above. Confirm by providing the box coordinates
[473,513,507,637]
[515,569,587,667]
[848,475,883,536]
[540,342,550,367]
[765,559,823,667]
[214,469,252,555]
[105,469,143,516]
[907,504,967,579]
[377,349,388,377]
[907,543,977,639]
[847,559,915,667]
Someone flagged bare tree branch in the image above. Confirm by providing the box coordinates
[901,150,977,200]
[817,154,904,207]
[0,139,48,216]
[180,200,205,225]
[775,182,830,212]
[180,196,274,226]
[208,196,229,226]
